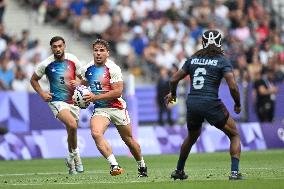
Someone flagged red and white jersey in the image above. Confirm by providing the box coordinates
[81,59,126,109]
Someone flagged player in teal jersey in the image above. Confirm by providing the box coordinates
[30,36,84,175]
[81,39,147,177]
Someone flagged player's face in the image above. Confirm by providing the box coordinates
[51,40,65,60]
[93,44,109,65]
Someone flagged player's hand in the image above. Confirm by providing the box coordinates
[69,80,78,89]
[83,93,96,103]
[234,104,241,114]
[40,92,53,102]
[270,86,278,94]
[164,93,176,105]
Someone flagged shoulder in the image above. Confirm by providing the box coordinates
[105,59,121,72]
[65,53,80,62]
[220,55,230,64]
[82,61,94,71]
[39,54,55,67]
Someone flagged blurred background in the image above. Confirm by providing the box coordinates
[0,0,284,160]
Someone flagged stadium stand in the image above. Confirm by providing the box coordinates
[0,0,284,124]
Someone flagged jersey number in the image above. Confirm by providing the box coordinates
[193,67,206,89]
[94,81,102,90]
[60,76,65,84]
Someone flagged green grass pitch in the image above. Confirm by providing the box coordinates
[0,149,283,189]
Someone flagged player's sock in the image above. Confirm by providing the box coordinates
[69,151,75,158]
[137,157,146,168]
[231,157,239,172]
[107,154,118,166]
[176,155,187,171]
[71,147,79,153]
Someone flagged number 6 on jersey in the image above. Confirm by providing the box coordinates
[193,67,206,89]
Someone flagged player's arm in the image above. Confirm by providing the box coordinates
[224,72,241,114]
[30,73,52,102]
[70,75,87,88]
[257,84,278,95]
[84,81,123,102]
[80,78,89,86]
[165,69,187,105]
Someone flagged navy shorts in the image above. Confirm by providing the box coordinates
[186,96,229,131]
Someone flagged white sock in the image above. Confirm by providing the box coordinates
[107,154,118,166]
[69,148,79,157]
[137,157,146,168]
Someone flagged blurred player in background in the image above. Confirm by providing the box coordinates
[30,36,83,175]
[165,30,243,180]
[81,39,148,177]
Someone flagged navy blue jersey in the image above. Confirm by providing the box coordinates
[182,55,233,98]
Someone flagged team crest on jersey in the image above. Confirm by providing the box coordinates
[51,68,56,72]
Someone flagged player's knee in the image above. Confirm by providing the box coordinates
[66,120,77,130]
[91,130,103,140]
[122,135,135,146]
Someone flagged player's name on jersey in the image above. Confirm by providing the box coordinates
[191,58,218,66]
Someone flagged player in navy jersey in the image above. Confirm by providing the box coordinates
[165,30,243,180]
[30,36,84,175]
[81,39,147,177]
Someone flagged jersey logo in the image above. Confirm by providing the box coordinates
[51,68,56,72]
[88,72,92,76]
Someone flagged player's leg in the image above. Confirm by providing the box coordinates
[90,114,123,176]
[90,115,111,157]
[57,109,78,151]
[208,100,242,180]
[111,108,147,177]
[57,109,80,175]
[116,123,147,177]
[171,128,201,180]
[171,99,203,180]
[218,116,243,180]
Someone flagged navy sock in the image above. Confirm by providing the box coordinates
[231,157,239,172]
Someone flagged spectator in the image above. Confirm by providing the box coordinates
[0,50,14,90]
[102,14,124,54]
[131,0,149,20]
[130,25,148,57]
[11,66,29,91]
[90,4,112,38]
[0,0,6,24]
[259,40,273,65]
[69,0,86,36]
[115,0,133,24]
[156,67,173,126]
[253,67,278,122]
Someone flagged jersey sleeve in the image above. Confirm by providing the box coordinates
[222,57,233,75]
[80,65,87,81]
[181,59,191,74]
[34,58,49,78]
[110,64,123,83]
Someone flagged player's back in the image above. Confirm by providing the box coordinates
[182,54,232,99]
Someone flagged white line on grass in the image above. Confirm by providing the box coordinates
[0,170,107,177]
[3,177,284,186]
[0,167,282,177]
[2,180,156,186]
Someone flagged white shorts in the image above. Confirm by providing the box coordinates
[48,101,80,120]
[92,108,130,126]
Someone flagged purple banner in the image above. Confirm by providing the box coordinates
[0,123,283,160]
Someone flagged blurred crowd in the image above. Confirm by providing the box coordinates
[1,0,284,92]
